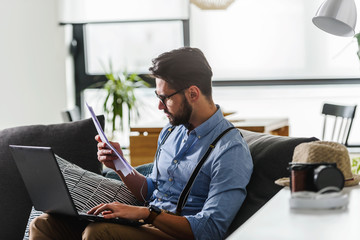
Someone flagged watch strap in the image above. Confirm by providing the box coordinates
[145,205,161,224]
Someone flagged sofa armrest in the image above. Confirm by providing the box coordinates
[0,116,104,240]
[226,130,318,236]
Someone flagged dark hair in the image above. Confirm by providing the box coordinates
[149,47,213,97]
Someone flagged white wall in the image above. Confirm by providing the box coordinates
[0,0,68,130]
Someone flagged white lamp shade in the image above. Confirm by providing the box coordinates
[190,0,235,10]
[312,0,357,37]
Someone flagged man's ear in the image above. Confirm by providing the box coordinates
[187,85,200,102]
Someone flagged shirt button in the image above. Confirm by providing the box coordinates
[198,136,201,139]
[168,177,173,182]
[173,160,178,164]
[158,198,162,202]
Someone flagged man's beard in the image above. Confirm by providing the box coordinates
[165,96,192,126]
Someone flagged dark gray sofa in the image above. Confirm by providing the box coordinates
[0,117,104,240]
[0,116,317,239]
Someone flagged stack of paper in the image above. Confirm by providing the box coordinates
[86,102,134,176]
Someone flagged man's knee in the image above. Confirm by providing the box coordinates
[30,213,87,240]
[30,213,50,231]
[29,213,54,240]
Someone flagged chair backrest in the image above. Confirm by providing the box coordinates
[61,106,81,122]
[321,103,357,146]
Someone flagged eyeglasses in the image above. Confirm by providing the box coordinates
[155,87,188,108]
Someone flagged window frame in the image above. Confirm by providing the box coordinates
[67,19,190,109]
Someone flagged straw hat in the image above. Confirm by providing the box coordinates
[275,141,360,187]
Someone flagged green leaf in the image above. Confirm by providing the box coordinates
[100,59,149,133]
[354,33,360,61]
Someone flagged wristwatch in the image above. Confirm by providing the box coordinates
[145,205,162,224]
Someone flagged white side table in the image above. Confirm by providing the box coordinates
[227,186,360,239]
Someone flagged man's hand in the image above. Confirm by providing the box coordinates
[88,201,194,240]
[87,202,149,221]
[95,135,124,171]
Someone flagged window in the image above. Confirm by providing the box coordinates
[85,21,185,74]
[59,0,189,107]
[190,0,360,81]
[70,19,189,107]
[65,0,360,108]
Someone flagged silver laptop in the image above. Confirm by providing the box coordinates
[9,145,143,226]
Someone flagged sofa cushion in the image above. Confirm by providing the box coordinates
[0,116,104,240]
[23,155,141,239]
[226,130,318,235]
[56,155,142,210]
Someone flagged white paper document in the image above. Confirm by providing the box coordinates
[85,102,134,176]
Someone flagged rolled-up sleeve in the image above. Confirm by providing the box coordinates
[146,177,156,200]
[185,141,253,240]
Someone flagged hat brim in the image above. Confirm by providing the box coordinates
[274,177,290,187]
[275,174,360,188]
[344,174,360,187]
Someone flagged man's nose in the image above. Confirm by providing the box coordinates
[158,100,166,110]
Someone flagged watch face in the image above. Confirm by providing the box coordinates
[149,205,161,214]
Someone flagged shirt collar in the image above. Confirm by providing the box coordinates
[187,105,223,139]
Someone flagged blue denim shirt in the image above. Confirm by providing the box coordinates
[146,106,253,240]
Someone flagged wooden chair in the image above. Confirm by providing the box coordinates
[321,103,357,146]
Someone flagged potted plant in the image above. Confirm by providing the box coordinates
[355,33,360,62]
[102,62,150,139]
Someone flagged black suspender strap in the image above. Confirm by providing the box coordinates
[152,126,175,201]
[154,126,175,164]
[160,126,175,147]
[155,126,175,167]
[175,126,236,215]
